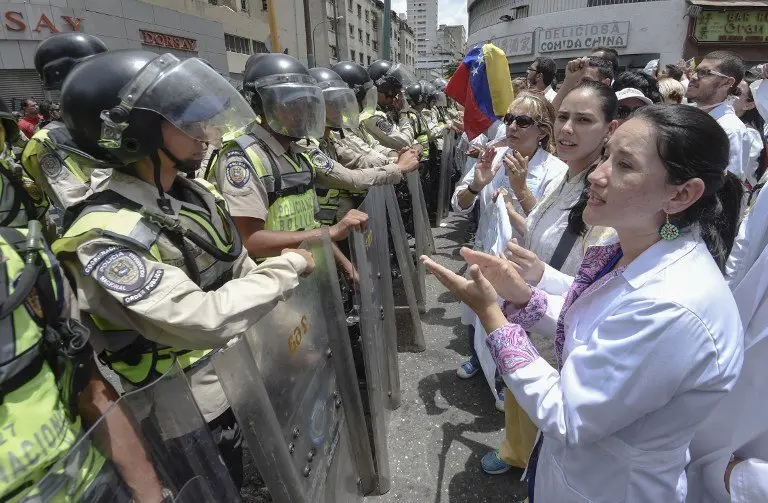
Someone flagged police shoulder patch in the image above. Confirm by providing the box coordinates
[309,150,333,174]
[93,249,147,294]
[39,153,63,179]
[226,158,251,188]
[375,117,393,134]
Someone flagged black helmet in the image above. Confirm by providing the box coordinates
[368,59,414,95]
[308,67,338,87]
[309,67,359,129]
[331,61,372,94]
[34,33,108,91]
[433,78,448,91]
[404,83,427,107]
[0,99,20,145]
[61,50,159,162]
[243,53,325,139]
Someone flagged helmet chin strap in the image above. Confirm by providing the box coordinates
[161,146,202,176]
[150,150,174,215]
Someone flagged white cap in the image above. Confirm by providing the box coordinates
[616,88,653,105]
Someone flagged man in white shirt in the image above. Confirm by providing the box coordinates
[526,57,558,102]
[686,51,757,182]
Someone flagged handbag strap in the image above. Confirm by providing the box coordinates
[548,228,579,271]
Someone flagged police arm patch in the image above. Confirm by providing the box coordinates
[93,249,147,293]
[309,150,334,175]
[375,117,393,134]
[39,153,63,179]
[123,270,164,306]
[225,158,251,188]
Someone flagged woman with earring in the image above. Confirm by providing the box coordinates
[478,82,619,475]
[423,104,744,501]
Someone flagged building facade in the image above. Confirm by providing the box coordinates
[438,24,466,56]
[407,0,437,54]
[467,0,689,75]
[0,0,308,104]
[683,1,768,69]
[321,0,414,69]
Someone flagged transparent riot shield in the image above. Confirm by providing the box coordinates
[212,231,375,501]
[436,130,457,227]
[383,185,426,351]
[22,359,239,503]
[405,171,433,306]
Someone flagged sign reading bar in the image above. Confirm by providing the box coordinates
[493,32,534,57]
[539,22,629,53]
[140,29,197,51]
[693,10,768,43]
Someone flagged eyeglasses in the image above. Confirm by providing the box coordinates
[503,114,537,128]
[692,68,730,79]
[616,104,645,120]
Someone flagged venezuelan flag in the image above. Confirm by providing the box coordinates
[445,44,513,140]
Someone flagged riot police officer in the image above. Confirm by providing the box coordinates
[308,66,419,225]
[21,33,110,220]
[361,59,418,151]
[404,82,441,218]
[51,49,315,489]
[206,53,379,265]
[0,99,39,228]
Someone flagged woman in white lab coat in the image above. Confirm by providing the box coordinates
[423,104,745,502]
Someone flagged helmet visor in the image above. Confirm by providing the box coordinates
[436,91,448,107]
[322,84,358,129]
[257,83,325,139]
[118,55,255,147]
[389,64,416,89]
[362,85,378,117]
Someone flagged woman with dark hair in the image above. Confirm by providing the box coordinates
[734,77,767,190]
[422,104,744,501]
[613,70,663,104]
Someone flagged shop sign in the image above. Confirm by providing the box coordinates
[2,10,84,34]
[493,32,534,57]
[538,22,629,53]
[693,10,768,43]
[140,30,197,51]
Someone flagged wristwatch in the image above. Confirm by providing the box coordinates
[467,184,480,195]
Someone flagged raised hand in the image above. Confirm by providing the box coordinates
[505,238,545,284]
[459,247,532,307]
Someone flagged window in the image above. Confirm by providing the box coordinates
[365,10,369,22]
[367,55,371,66]
[348,0,352,11]
[358,51,363,64]
[252,39,268,53]
[350,49,355,60]
[330,45,338,59]
[372,40,378,50]
[366,33,370,45]
[358,28,362,41]
[348,23,353,33]
[372,20,377,29]
[357,5,361,18]
[329,17,337,31]
[261,0,267,10]
[225,33,250,54]
[241,0,249,11]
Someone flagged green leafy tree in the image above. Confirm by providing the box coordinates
[444,61,460,78]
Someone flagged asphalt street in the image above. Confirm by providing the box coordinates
[364,213,527,503]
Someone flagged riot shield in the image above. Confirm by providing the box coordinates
[22,359,239,503]
[383,184,426,351]
[435,129,457,227]
[405,171,432,305]
[212,231,375,501]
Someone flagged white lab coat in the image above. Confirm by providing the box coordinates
[685,184,768,502]
[501,232,744,502]
[709,102,763,183]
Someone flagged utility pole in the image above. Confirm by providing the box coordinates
[303,0,314,67]
[266,0,280,52]
[382,0,391,60]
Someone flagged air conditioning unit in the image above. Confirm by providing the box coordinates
[686,4,702,19]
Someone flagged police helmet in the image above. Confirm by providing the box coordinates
[368,59,415,95]
[404,82,427,107]
[331,61,372,95]
[433,78,448,91]
[61,50,255,164]
[34,33,108,91]
[309,67,359,129]
[244,53,325,139]
[0,99,20,145]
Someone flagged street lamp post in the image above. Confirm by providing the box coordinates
[309,16,343,68]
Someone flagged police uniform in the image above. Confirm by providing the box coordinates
[314,129,403,224]
[21,123,110,214]
[0,224,106,502]
[360,107,415,151]
[406,109,432,161]
[208,124,401,231]
[53,171,308,424]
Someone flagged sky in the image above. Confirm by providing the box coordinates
[391,0,469,32]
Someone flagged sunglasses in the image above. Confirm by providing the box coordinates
[692,68,730,79]
[503,114,537,128]
[617,104,645,120]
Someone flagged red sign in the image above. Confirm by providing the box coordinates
[140,30,197,52]
[3,11,84,33]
